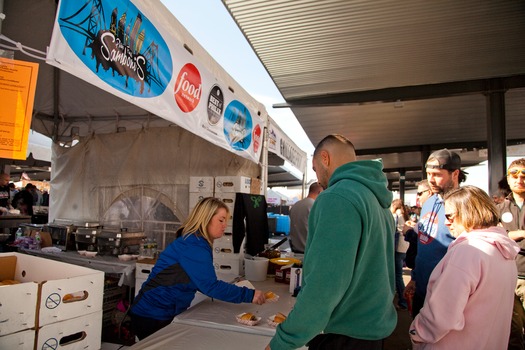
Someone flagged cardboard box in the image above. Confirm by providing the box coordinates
[0,276,39,336]
[215,176,252,194]
[29,231,52,248]
[250,177,264,195]
[213,239,234,255]
[0,329,35,349]
[0,253,104,333]
[189,176,214,193]
[36,310,102,350]
[213,253,244,276]
[215,192,236,229]
[135,261,155,297]
[189,192,214,212]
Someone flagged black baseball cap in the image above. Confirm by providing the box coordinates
[426,149,462,171]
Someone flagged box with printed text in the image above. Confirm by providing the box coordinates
[214,176,252,194]
[189,176,215,193]
[189,192,214,212]
[35,310,102,350]
[0,252,104,335]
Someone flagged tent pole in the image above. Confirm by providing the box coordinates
[261,122,269,197]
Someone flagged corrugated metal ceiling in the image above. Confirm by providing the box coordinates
[223,0,525,188]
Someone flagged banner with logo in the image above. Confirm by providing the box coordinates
[47,0,264,163]
[0,57,39,160]
[268,117,307,172]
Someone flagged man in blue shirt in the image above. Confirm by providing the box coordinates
[405,149,467,318]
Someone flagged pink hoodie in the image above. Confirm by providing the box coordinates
[409,226,519,349]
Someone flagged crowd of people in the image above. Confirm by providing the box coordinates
[4,134,525,349]
[264,137,525,349]
[0,173,49,217]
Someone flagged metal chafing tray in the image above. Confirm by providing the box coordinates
[74,225,102,252]
[96,227,146,256]
[47,220,77,251]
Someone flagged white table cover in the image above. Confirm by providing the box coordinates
[129,278,307,349]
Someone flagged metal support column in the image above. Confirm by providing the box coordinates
[485,83,507,196]
[399,170,406,201]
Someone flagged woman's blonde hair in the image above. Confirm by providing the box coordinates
[443,185,500,231]
[176,197,230,246]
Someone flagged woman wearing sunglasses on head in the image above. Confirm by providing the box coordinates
[409,185,519,349]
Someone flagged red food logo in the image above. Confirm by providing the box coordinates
[174,63,202,112]
[253,124,261,153]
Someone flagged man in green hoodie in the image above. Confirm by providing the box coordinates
[267,134,397,350]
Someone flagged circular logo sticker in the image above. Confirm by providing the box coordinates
[223,100,253,151]
[501,212,513,223]
[207,85,224,125]
[174,63,202,112]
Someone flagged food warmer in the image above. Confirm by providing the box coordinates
[74,223,102,252]
[46,220,77,251]
[96,227,146,256]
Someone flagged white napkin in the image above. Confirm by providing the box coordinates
[235,280,255,289]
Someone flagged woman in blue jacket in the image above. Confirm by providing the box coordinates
[130,197,266,340]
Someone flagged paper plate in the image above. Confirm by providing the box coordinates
[236,313,261,326]
[267,314,286,328]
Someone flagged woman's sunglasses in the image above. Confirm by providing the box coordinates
[417,189,430,196]
[508,168,525,178]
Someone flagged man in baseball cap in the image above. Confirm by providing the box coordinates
[404,149,467,318]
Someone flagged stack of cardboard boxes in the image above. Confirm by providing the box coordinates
[0,252,104,349]
[189,176,264,277]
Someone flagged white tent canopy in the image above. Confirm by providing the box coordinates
[1,0,308,244]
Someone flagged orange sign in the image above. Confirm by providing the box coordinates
[0,57,39,160]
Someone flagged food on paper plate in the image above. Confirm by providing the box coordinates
[267,312,288,327]
[274,312,287,324]
[264,291,275,299]
[236,312,261,326]
[240,312,257,321]
[264,291,279,302]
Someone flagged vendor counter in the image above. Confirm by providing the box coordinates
[129,278,307,350]
[19,248,136,287]
[0,215,32,229]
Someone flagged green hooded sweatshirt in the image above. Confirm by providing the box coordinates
[270,159,397,350]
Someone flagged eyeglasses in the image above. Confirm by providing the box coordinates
[444,213,456,221]
[508,168,525,178]
[417,190,430,196]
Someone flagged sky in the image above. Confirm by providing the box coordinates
[160,1,315,171]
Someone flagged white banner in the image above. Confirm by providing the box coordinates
[268,117,307,172]
[47,0,264,163]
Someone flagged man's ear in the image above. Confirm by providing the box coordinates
[321,150,330,167]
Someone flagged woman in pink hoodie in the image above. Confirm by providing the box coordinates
[409,185,519,349]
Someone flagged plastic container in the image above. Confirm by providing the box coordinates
[244,256,269,281]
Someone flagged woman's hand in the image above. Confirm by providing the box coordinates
[252,289,266,305]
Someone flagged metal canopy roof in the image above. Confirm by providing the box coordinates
[222,0,525,189]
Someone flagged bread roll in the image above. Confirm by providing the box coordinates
[241,313,257,321]
[0,279,20,286]
[273,312,287,324]
[264,291,276,299]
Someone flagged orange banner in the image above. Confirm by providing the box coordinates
[0,57,39,160]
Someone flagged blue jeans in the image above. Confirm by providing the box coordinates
[395,252,407,308]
